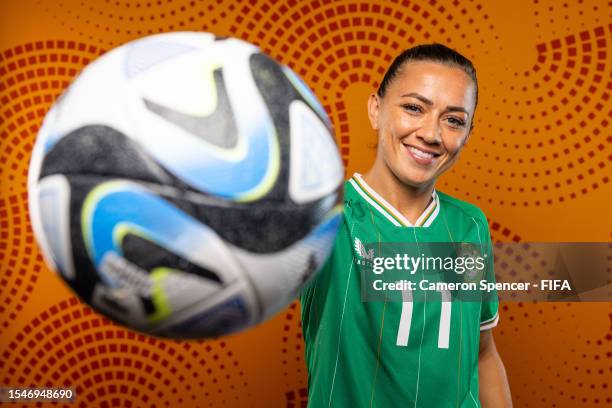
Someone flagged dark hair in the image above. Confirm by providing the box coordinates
[377,43,478,109]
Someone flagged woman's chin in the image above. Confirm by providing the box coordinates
[395,169,437,190]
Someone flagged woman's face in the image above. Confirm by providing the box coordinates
[368,61,476,189]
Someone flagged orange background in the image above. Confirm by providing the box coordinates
[0,0,610,407]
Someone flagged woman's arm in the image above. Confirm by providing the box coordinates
[478,330,513,407]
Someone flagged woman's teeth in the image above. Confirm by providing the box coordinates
[407,146,434,159]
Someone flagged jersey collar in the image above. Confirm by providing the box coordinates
[348,173,440,227]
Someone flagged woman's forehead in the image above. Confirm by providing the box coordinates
[388,61,476,107]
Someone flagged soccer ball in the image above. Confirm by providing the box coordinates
[28,32,343,339]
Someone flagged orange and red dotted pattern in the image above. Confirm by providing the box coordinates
[1,297,250,408]
[0,0,610,407]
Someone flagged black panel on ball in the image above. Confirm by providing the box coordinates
[121,233,222,283]
[248,52,297,202]
[40,125,177,184]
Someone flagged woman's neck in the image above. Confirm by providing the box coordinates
[362,164,435,225]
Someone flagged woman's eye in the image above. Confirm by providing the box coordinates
[402,104,422,113]
[446,117,466,128]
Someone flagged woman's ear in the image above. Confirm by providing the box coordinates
[367,93,380,131]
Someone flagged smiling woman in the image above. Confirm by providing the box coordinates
[365,46,478,217]
[301,44,513,408]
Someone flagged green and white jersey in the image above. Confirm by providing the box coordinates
[301,173,499,408]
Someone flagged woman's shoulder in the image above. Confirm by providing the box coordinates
[436,190,488,223]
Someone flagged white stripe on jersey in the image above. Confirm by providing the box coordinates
[472,216,500,331]
[480,313,500,331]
[349,178,402,226]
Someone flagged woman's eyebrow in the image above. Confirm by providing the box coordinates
[401,92,469,115]
[446,105,469,114]
[400,92,433,105]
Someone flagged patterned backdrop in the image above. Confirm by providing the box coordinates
[0,0,610,407]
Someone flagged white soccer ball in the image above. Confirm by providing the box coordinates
[28,32,343,338]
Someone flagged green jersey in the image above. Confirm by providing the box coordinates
[301,174,499,408]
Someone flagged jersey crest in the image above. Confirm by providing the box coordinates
[353,237,374,264]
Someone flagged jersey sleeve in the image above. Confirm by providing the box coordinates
[478,212,499,331]
[300,214,352,340]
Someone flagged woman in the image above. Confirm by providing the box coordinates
[301,44,512,407]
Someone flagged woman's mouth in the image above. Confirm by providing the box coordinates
[403,144,441,165]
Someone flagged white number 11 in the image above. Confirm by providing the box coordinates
[395,288,452,349]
